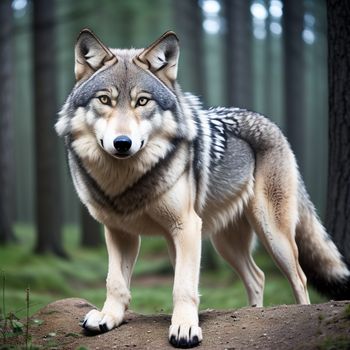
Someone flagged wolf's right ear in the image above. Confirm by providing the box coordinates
[135,31,179,88]
[75,29,116,82]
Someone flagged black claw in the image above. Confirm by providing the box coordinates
[99,323,108,333]
[178,337,189,348]
[191,335,200,347]
[169,330,201,348]
[170,335,177,347]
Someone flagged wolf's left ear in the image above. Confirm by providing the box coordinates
[135,31,179,88]
[75,29,116,82]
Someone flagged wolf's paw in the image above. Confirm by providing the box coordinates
[169,324,202,348]
[82,309,123,333]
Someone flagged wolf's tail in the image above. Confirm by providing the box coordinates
[296,179,350,300]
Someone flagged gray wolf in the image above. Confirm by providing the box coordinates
[56,29,350,348]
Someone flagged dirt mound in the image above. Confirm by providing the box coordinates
[6,298,350,349]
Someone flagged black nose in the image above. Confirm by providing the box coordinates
[113,136,132,153]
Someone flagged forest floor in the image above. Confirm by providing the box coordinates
[3,298,350,350]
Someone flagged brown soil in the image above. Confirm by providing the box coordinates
[6,298,350,350]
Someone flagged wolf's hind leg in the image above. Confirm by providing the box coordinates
[211,216,265,307]
[83,227,140,332]
[248,193,310,305]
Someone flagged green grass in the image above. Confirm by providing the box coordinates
[0,224,325,319]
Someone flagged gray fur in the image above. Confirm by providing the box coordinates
[71,54,177,111]
[207,135,254,201]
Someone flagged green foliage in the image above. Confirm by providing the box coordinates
[0,271,42,349]
[317,336,350,350]
[343,304,350,320]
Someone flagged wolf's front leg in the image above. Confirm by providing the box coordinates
[83,226,140,332]
[169,211,202,348]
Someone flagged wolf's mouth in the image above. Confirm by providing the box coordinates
[113,153,129,158]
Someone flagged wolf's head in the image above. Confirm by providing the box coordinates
[56,29,182,160]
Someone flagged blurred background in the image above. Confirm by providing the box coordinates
[0,0,327,317]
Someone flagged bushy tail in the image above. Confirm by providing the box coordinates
[296,179,350,300]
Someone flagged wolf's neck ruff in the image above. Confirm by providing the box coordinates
[67,135,190,215]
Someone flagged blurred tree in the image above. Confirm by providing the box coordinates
[81,204,102,247]
[326,0,350,261]
[0,0,16,244]
[224,0,253,109]
[283,0,305,174]
[264,0,272,116]
[304,0,328,216]
[33,0,65,257]
[173,0,205,97]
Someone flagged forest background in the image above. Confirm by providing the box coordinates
[0,0,341,320]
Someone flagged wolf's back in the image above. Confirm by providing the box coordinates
[209,107,284,151]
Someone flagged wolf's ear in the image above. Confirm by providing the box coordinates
[135,31,179,88]
[75,29,116,82]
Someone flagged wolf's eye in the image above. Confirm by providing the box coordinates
[136,97,150,107]
[98,95,111,105]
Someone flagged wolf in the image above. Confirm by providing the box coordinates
[56,29,350,348]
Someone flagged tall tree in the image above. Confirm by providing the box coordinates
[224,0,253,109]
[0,0,16,244]
[283,0,305,173]
[173,0,205,97]
[326,0,350,261]
[33,0,65,257]
[264,0,272,117]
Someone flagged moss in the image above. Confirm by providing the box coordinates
[343,304,350,320]
[317,336,350,350]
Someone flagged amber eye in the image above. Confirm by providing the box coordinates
[98,95,111,105]
[136,97,150,107]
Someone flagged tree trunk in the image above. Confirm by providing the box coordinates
[326,0,350,261]
[80,204,102,248]
[283,0,305,173]
[173,0,205,97]
[33,0,66,257]
[224,0,253,109]
[0,0,16,244]
[264,0,272,117]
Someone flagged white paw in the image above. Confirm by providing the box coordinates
[169,324,202,348]
[82,309,123,333]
